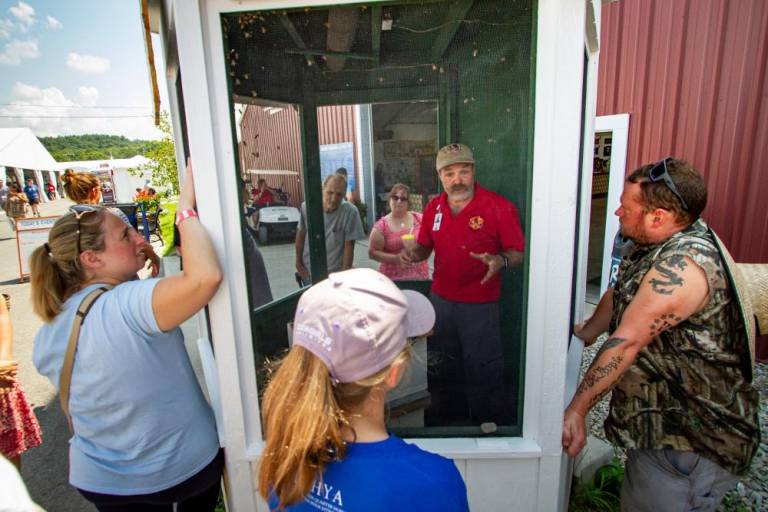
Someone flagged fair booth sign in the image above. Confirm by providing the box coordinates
[15,216,60,281]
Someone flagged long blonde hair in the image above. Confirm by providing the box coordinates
[62,169,100,204]
[257,345,411,506]
[29,208,108,322]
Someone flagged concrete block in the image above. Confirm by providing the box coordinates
[573,435,614,483]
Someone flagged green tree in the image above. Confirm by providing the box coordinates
[130,112,179,195]
[40,134,155,161]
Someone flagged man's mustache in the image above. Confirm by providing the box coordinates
[450,185,469,192]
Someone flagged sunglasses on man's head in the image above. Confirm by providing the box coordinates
[390,195,408,203]
[648,157,689,212]
[69,204,99,255]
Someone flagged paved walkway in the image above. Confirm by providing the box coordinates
[1,200,95,511]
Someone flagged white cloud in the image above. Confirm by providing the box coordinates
[45,15,62,30]
[77,86,99,105]
[11,81,70,104]
[0,19,14,39]
[8,2,35,30]
[0,82,162,141]
[66,52,110,73]
[0,39,39,65]
[0,2,43,39]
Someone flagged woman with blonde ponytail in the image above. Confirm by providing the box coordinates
[61,168,160,277]
[62,168,101,204]
[31,160,223,511]
[258,268,469,511]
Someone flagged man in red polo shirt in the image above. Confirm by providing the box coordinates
[402,143,524,426]
[252,178,276,206]
[250,178,278,228]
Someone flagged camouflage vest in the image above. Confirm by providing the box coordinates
[604,219,760,475]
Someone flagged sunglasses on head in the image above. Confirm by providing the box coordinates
[69,204,99,255]
[648,157,689,212]
[390,195,408,203]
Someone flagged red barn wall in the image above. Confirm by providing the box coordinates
[597,0,768,262]
[238,104,358,206]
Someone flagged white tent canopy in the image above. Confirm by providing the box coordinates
[53,155,151,172]
[0,128,57,170]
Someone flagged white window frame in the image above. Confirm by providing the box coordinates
[595,113,630,296]
[157,0,601,509]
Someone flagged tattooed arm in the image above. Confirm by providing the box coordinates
[562,255,709,457]
[574,287,614,346]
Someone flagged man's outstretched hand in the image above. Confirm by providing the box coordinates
[469,252,504,285]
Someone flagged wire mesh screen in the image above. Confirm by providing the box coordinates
[223,0,535,437]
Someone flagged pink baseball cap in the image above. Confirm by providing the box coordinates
[292,268,435,383]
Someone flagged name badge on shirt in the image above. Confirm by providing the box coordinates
[432,212,443,231]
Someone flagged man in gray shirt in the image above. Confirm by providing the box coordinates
[295,174,365,285]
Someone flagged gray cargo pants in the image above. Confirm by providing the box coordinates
[621,449,739,512]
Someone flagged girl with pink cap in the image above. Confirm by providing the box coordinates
[258,268,469,511]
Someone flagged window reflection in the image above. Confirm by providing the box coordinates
[234,101,438,302]
[236,102,305,302]
[370,102,439,220]
[223,0,532,435]
[295,172,366,286]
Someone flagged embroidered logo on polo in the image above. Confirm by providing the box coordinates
[468,216,484,230]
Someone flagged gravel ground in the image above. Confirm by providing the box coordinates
[581,339,767,511]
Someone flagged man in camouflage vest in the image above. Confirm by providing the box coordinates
[562,158,759,511]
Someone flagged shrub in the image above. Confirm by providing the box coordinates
[569,457,623,512]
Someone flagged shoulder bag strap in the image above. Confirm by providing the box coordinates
[59,285,113,433]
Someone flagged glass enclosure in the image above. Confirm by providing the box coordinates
[221,0,534,437]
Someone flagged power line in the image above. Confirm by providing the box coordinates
[0,114,153,119]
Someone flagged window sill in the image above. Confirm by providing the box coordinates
[407,437,542,459]
[244,437,542,462]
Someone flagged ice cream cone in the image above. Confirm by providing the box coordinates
[401,233,416,251]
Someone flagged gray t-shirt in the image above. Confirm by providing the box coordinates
[0,186,8,209]
[299,201,365,275]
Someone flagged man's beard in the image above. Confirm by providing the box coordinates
[620,224,652,246]
[448,185,472,201]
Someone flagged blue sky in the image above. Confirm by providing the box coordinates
[0,0,167,140]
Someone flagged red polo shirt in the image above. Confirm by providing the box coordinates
[417,184,524,303]
[253,188,274,206]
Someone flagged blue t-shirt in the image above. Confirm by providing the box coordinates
[269,435,469,511]
[23,184,39,202]
[33,280,219,495]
